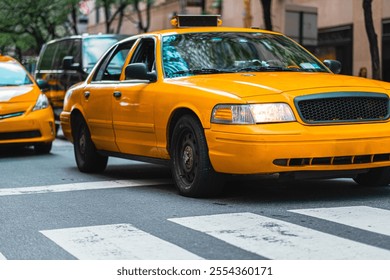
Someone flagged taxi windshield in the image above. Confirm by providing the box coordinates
[0,62,33,86]
[162,32,328,78]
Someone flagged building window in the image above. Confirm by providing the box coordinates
[315,25,353,75]
[96,6,100,24]
[382,20,390,82]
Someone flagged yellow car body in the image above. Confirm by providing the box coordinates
[60,19,390,197]
[0,55,55,153]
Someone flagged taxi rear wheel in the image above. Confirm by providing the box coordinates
[73,118,108,173]
[353,167,390,187]
[170,115,224,197]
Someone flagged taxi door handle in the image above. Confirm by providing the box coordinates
[84,91,90,99]
[113,91,122,98]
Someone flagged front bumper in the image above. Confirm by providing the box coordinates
[0,107,56,145]
[206,121,390,174]
[60,111,72,142]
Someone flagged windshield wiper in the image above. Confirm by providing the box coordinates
[173,68,235,75]
[235,66,302,72]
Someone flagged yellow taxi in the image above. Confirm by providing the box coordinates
[61,15,390,197]
[0,54,55,153]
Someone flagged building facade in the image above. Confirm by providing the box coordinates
[86,0,390,80]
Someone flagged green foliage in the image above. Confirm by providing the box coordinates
[0,0,78,56]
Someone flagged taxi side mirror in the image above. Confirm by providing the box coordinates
[36,79,50,92]
[323,60,342,74]
[125,63,157,82]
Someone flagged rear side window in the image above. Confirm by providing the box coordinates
[52,39,74,70]
[38,43,58,70]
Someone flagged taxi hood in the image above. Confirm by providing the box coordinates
[0,85,40,103]
[171,72,390,98]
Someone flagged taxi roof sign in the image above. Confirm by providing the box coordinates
[171,15,222,28]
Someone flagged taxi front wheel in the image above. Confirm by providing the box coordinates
[73,118,108,173]
[353,167,390,187]
[170,115,224,197]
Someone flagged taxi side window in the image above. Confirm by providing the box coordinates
[93,40,135,82]
[130,38,155,72]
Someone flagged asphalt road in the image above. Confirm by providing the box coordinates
[1,135,390,260]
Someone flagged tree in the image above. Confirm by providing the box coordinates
[0,0,81,56]
[260,0,272,30]
[132,0,154,33]
[96,0,131,33]
[96,0,154,34]
[362,0,380,79]
[126,0,154,33]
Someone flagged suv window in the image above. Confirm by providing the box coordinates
[38,43,58,70]
[52,39,73,70]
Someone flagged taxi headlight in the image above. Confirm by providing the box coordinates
[33,93,50,111]
[211,103,296,124]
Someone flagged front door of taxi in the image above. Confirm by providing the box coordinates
[112,38,158,158]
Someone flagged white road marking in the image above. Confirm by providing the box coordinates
[169,212,390,260]
[0,252,6,260]
[0,179,171,197]
[40,223,202,260]
[289,206,390,236]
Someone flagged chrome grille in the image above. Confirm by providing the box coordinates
[295,92,390,124]
[0,111,24,120]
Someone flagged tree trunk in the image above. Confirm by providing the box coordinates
[260,0,272,31]
[363,0,381,79]
[70,5,79,35]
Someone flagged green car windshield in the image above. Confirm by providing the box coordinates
[162,32,328,78]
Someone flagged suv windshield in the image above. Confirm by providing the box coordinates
[162,32,328,78]
[82,37,122,73]
[0,62,33,86]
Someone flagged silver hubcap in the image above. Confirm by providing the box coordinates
[79,131,86,155]
[182,145,193,171]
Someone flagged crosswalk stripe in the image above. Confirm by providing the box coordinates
[289,206,390,236]
[0,179,171,197]
[40,223,202,260]
[0,252,6,260]
[169,212,390,260]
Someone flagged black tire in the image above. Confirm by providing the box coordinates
[34,142,52,154]
[73,117,108,173]
[170,115,224,197]
[353,167,390,187]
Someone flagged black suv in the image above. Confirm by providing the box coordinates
[35,34,127,129]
